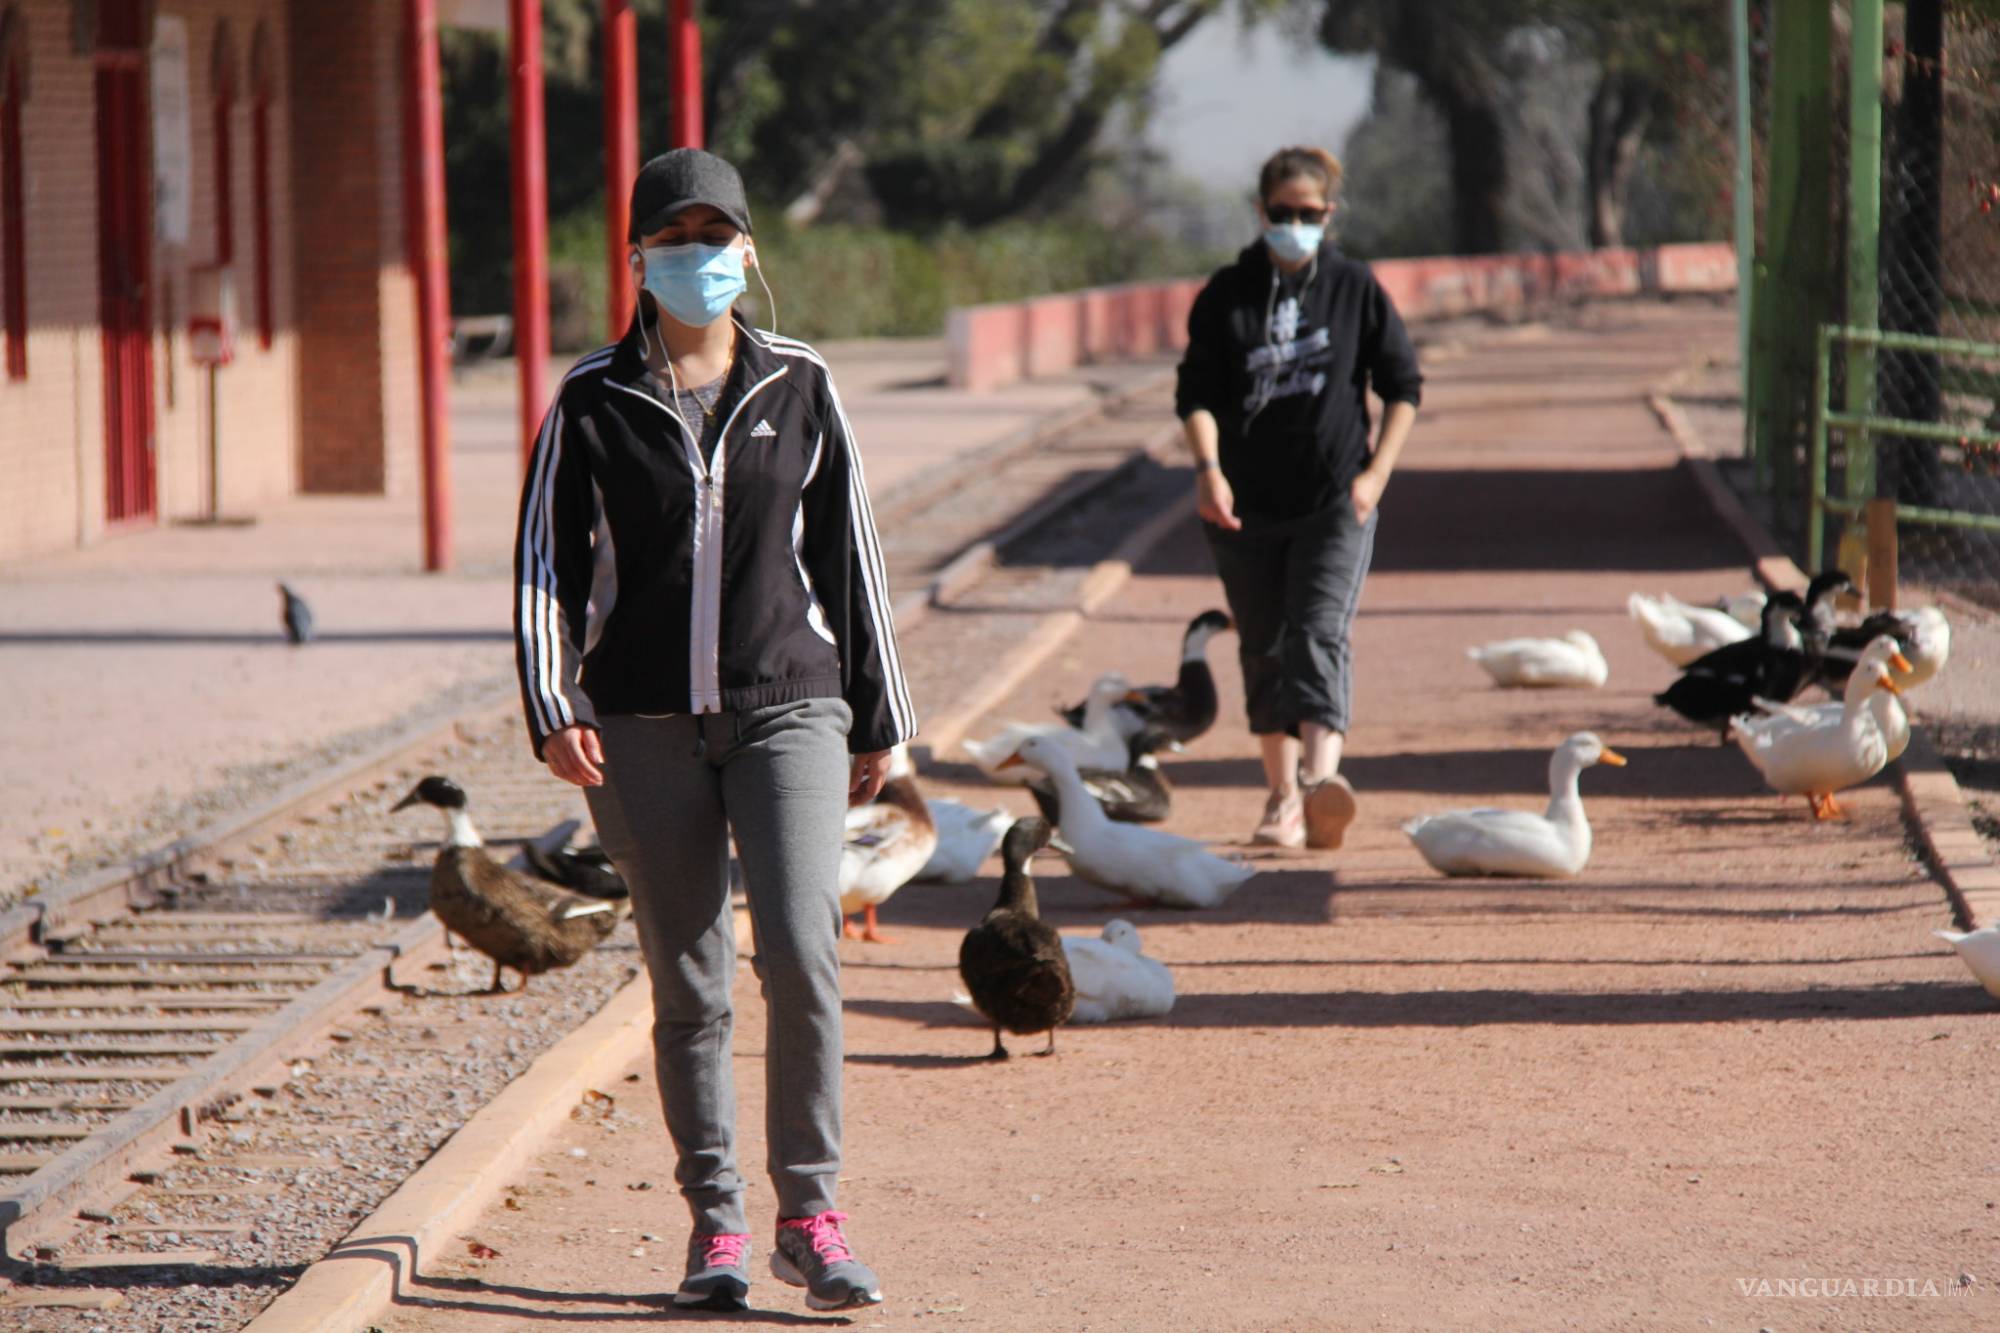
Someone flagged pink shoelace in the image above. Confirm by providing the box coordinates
[780,1210,854,1264]
[700,1233,750,1269]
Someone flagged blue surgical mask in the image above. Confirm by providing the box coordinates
[1263,222,1324,265]
[639,241,748,327]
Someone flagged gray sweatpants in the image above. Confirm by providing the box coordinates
[584,698,853,1236]
[1204,501,1377,737]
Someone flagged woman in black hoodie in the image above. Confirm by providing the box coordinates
[1175,146,1422,850]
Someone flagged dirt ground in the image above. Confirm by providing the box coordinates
[374,302,1997,1332]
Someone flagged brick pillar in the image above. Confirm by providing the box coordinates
[287,0,414,495]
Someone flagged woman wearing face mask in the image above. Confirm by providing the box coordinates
[1175,145,1422,851]
[512,148,910,1314]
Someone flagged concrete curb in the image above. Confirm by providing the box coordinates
[240,974,654,1333]
[1649,380,2000,929]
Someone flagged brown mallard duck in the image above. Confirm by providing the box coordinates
[393,776,623,993]
[957,818,1075,1059]
[839,746,938,943]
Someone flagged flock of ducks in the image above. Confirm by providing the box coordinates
[379,573,1987,1019]
[1448,576,1990,998]
[1437,574,1956,883]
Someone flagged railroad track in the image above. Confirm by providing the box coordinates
[0,714,596,1275]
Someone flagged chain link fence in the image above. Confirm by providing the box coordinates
[1768,1,2000,610]
[1857,6,2000,608]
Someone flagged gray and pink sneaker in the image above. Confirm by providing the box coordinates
[675,1232,751,1311]
[770,1210,883,1311]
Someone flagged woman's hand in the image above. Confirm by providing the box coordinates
[849,749,894,806]
[1351,466,1388,524]
[1196,465,1242,531]
[544,725,606,788]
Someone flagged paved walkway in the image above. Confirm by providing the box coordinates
[376,300,1993,1331]
[0,343,1149,903]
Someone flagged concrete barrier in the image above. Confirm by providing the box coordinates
[945,241,1736,391]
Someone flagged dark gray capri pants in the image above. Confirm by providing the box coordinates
[1203,500,1377,737]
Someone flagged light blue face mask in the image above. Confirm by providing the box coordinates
[639,240,748,327]
[1263,222,1324,265]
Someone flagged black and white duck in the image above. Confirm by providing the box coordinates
[1654,590,1811,734]
[1056,609,1232,744]
[393,775,623,993]
[957,817,1075,1058]
[1027,727,1177,825]
[1815,605,1951,692]
[523,833,629,901]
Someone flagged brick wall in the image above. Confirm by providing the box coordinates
[0,1,104,559]
[0,0,306,562]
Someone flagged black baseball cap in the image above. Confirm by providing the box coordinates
[628,148,753,242]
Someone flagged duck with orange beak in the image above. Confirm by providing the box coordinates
[1728,636,1909,820]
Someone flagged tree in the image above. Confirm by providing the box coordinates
[1318,1,1529,254]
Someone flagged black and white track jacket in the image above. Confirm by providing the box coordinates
[512,312,917,760]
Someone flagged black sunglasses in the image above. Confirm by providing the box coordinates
[1265,204,1332,225]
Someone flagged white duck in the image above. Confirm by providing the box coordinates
[1714,588,1769,628]
[1823,604,1951,691]
[1727,636,1907,820]
[838,746,938,943]
[917,799,1013,883]
[1003,734,1255,910]
[962,673,1133,784]
[1402,732,1627,878]
[1062,919,1175,1023]
[1895,605,1952,687]
[1627,592,1753,667]
[1467,631,1608,688]
[1934,923,2000,1002]
[1749,631,1914,764]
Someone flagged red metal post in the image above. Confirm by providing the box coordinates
[603,0,637,337]
[407,0,454,572]
[669,0,702,149]
[510,0,550,468]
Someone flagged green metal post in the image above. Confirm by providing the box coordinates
[1811,324,1832,571]
[1731,0,1757,469]
[1844,0,1884,507]
[1757,0,1833,521]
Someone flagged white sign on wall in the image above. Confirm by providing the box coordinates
[150,16,192,246]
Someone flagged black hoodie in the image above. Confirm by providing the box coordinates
[1174,240,1423,526]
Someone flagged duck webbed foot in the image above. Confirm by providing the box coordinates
[858,905,898,945]
[1034,1028,1059,1058]
[988,1029,1009,1060]
[487,960,509,993]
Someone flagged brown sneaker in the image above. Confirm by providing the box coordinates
[1303,774,1358,850]
[1252,788,1305,848]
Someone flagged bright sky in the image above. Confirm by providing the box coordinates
[1147,19,1376,192]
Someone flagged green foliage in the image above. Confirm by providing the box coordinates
[442,1,1255,343]
[544,206,1225,348]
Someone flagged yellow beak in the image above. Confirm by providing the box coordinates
[996,751,1026,770]
[1876,671,1903,697]
[1598,747,1628,767]
[1889,650,1913,674]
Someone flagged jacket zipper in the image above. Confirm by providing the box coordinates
[604,366,789,715]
